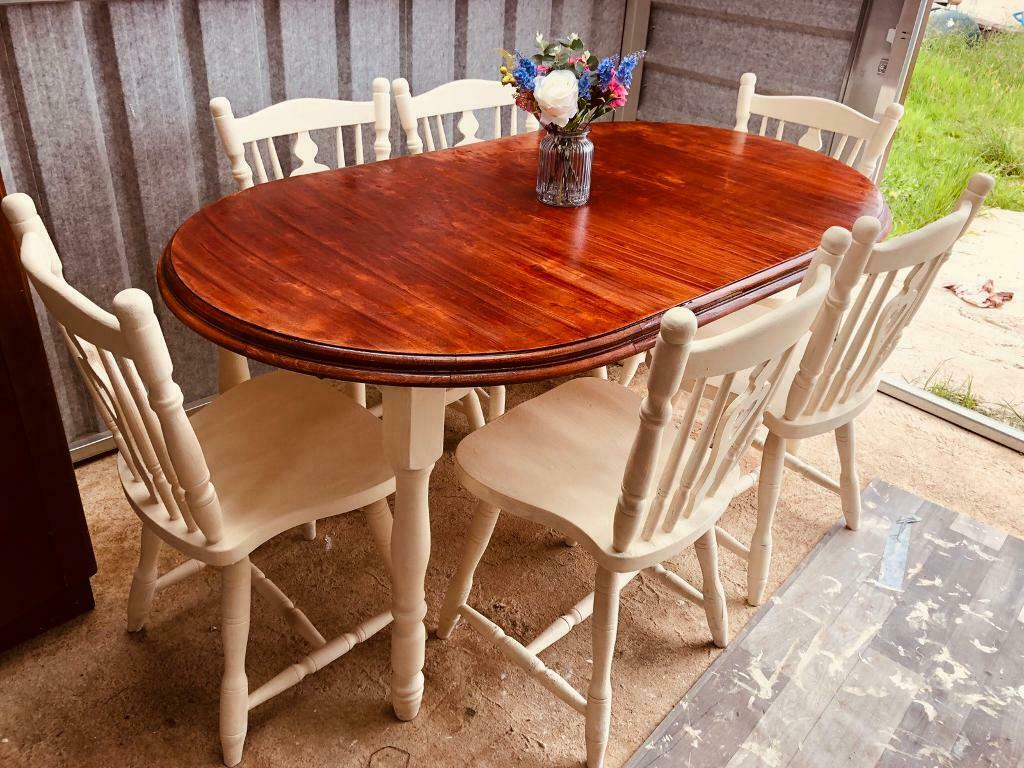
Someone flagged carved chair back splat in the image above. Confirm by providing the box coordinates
[734,72,904,179]
[210,77,392,191]
[392,77,540,155]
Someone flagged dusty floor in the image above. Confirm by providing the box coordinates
[884,208,1023,413]
[1,372,1023,768]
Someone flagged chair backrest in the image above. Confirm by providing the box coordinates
[789,172,994,425]
[734,72,904,179]
[392,78,540,155]
[210,77,391,191]
[611,225,855,552]
[4,193,224,546]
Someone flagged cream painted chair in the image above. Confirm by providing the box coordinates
[435,225,848,767]
[209,79,487,464]
[735,71,905,181]
[392,77,539,155]
[741,173,995,606]
[4,192,397,767]
[392,77,540,419]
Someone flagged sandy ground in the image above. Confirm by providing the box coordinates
[1,370,1022,768]
[883,208,1023,413]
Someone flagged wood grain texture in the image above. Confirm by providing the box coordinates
[160,122,888,386]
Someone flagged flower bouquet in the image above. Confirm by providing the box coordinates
[501,34,645,206]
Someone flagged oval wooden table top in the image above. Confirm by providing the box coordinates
[159,122,888,387]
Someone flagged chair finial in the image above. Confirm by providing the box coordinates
[967,171,995,198]
[2,192,38,224]
[821,225,854,256]
[209,96,233,119]
[112,288,157,330]
[373,77,389,95]
[660,307,698,346]
[883,101,905,121]
[392,77,410,96]
[850,217,882,247]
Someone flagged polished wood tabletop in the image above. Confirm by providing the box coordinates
[159,122,888,386]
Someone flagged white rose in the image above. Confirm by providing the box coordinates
[533,70,579,128]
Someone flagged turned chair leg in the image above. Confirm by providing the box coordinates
[364,498,394,573]
[300,521,317,540]
[618,353,644,387]
[695,529,728,647]
[127,526,163,632]
[486,385,506,421]
[585,568,622,768]
[461,390,487,431]
[749,431,786,606]
[437,501,500,639]
[341,381,367,407]
[220,558,251,768]
[835,422,861,530]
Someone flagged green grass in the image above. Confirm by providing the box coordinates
[882,32,1024,233]
[922,367,1024,430]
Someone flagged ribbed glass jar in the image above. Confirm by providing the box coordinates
[535,127,593,207]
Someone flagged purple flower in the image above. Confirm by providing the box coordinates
[596,56,617,88]
[617,51,644,89]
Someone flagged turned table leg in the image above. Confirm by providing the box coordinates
[380,385,447,721]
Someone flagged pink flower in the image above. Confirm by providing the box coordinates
[608,78,628,107]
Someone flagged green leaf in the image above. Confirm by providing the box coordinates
[569,37,585,50]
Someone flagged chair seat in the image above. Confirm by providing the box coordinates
[120,370,395,565]
[455,377,739,572]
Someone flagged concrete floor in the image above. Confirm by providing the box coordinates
[1,373,1022,768]
[884,209,1024,414]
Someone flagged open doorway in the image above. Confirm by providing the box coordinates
[877,1,1023,451]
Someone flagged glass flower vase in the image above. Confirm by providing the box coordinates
[536,127,593,207]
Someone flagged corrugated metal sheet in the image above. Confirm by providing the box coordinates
[637,1,865,125]
[0,0,627,444]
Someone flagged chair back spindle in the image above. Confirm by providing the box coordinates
[392,78,540,155]
[211,77,391,192]
[612,227,850,553]
[16,229,225,546]
[734,72,904,179]
[800,172,994,421]
[612,309,696,551]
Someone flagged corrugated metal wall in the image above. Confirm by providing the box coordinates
[637,1,865,124]
[0,0,627,445]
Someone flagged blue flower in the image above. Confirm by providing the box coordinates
[617,51,644,89]
[596,56,617,88]
[512,50,538,91]
[513,67,535,90]
[578,72,592,100]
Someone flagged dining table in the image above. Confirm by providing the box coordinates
[158,120,888,722]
